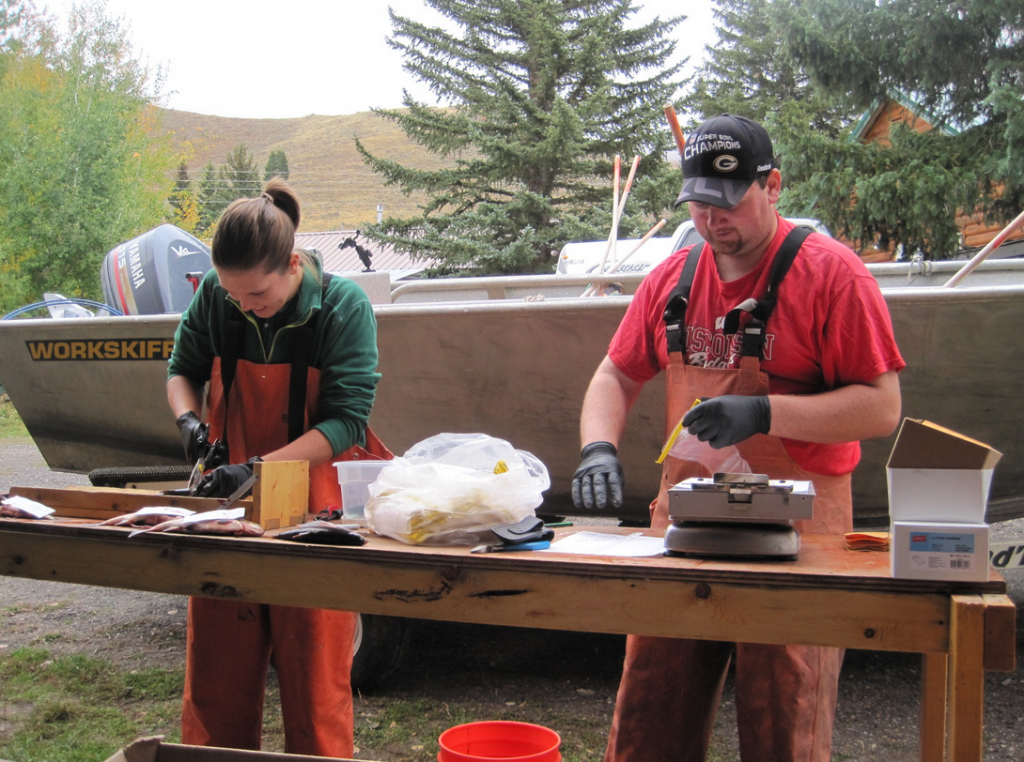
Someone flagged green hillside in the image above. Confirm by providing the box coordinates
[158,108,444,232]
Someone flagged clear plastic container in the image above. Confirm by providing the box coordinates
[334,460,389,519]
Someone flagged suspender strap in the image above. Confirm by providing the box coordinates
[218,314,245,453]
[663,243,704,355]
[722,226,811,358]
[288,325,314,443]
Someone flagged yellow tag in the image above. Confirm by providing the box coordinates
[655,398,704,464]
[493,460,509,474]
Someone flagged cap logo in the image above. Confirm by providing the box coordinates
[713,155,739,173]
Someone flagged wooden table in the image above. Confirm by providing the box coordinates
[0,518,1014,762]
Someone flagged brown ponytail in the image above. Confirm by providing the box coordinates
[212,178,302,273]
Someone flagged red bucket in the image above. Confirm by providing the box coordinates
[438,721,561,762]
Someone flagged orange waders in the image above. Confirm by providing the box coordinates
[603,354,852,762]
[181,357,390,756]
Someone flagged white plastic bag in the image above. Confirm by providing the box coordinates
[365,433,551,545]
[667,429,752,475]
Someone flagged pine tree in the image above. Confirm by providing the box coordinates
[196,161,223,235]
[264,149,289,181]
[772,0,1024,258]
[222,142,260,201]
[683,0,853,135]
[168,161,190,215]
[357,0,687,275]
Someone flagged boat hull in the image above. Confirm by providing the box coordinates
[1,261,1022,525]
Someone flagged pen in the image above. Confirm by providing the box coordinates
[544,521,573,528]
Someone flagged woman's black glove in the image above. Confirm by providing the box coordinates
[571,441,624,510]
[195,458,261,498]
[682,395,771,449]
[176,411,208,464]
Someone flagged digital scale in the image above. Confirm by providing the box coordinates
[664,473,815,561]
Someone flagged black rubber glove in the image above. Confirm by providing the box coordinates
[195,458,260,499]
[682,395,771,449]
[176,411,208,464]
[571,441,624,511]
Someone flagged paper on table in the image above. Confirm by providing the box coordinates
[539,530,666,557]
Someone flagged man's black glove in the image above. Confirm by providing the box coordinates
[176,411,208,464]
[195,458,261,499]
[682,395,771,449]
[571,441,624,510]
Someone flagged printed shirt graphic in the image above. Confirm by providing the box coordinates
[608,216,905,476]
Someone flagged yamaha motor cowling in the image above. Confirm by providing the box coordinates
[101,224,212,315]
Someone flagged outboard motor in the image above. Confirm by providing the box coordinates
[101,225,212,315]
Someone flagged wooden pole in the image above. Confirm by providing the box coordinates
[664,103,687,156]
[596,155,622,277]
[943,207,1024,287]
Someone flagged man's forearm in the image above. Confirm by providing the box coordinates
[580,356,644,448]
[766,370,902,444]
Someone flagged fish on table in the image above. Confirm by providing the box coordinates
[128,508,264,538]
[98,506,196,527]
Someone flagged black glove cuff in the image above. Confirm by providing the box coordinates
[247,456,263,466]
[753,396,772,435]
[581,441,617,459]
[176,410,200,432]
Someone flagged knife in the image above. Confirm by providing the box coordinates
[218,472,259,510]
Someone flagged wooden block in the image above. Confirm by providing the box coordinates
[249,460,308,530]
[981,593,1017,672]
[9,485,237,520]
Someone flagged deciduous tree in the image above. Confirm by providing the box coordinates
[0,0,174,311]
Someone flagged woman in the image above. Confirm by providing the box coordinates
[167,179,390,756]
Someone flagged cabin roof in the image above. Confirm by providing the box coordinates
[850,90,976,144]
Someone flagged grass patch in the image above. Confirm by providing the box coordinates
[0,394,28,438]
[0,648,183,762]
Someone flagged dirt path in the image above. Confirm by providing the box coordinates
[2,436,1022,761]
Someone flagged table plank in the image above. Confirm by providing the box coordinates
[0,521,968,653]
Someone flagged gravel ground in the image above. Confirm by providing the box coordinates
[1,436,1023,760]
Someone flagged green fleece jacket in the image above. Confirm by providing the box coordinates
[167,255,380,455]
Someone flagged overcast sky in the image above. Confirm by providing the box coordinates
[41,0,717,119]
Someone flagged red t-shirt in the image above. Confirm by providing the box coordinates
[609,215,905,475]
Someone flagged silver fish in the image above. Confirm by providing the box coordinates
[98,510,192,527]
[130,517,264,538]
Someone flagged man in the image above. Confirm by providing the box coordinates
[572,114,904,762]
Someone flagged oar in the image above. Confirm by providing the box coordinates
[582,219,668,297]
[664,103,687,156]
[943,207,1024,287]
[595,155,622,278]
[605,219,668,274]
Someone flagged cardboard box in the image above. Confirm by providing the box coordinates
[890,520,990,582]
[104,736,373,762]
[886,419,1002,524]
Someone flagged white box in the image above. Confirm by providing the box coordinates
[890,520,989,582]
[886,419,1001,524]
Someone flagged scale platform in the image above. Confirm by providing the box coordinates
[665,473,815,561]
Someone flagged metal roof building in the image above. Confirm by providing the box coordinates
[295,230,439,281]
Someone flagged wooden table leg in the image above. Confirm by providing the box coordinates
[920,652,948,762]
[946,595,986,762]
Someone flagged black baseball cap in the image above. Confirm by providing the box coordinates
[675,114,777,209]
